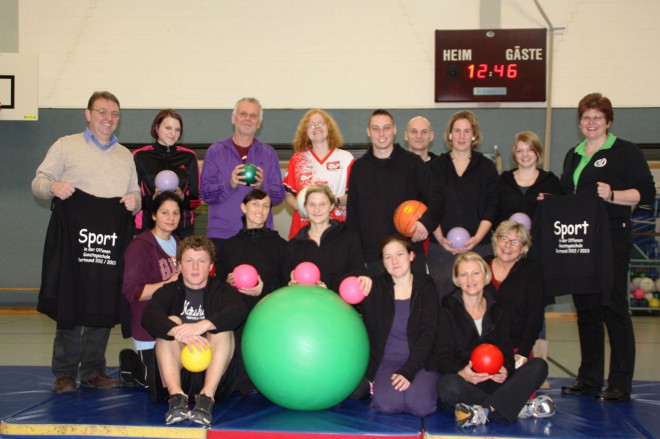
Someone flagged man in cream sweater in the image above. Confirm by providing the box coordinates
[32,90,141,394]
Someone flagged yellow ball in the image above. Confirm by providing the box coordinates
[181,345,212,372]
[649,298,660,308]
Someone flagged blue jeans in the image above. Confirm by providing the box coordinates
[52,325,111,381]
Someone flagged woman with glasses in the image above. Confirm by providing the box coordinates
[558,93,655,402]
[283,109,354,239]
[133,109,201,238]
[496,131,561,228]
[485,221,543,364]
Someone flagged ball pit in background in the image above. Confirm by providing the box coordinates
[242,285,369,411]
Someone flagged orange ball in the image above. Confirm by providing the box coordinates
[393,200,428,237]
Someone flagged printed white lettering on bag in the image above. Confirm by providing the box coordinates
[553,221,590,241]
[78,228,118,247]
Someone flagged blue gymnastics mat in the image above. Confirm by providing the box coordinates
[424,377,660,438]
[1,368,659,439]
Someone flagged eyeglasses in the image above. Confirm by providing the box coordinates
[580,115,606,123]
[499,236,523,247]
[308,121,327,129]
[91,108,120,119]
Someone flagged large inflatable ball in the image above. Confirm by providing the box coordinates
[242,285,369,411]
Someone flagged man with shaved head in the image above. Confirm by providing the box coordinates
[404,116,437,163]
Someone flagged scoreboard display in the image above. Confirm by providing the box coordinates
[435,29,547,103]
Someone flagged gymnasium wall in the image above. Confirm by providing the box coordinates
[2,0,660,311]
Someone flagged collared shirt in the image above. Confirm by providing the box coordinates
[572,133,617,187]
[84,127,118,151]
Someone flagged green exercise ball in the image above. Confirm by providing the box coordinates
[242,285,369,411]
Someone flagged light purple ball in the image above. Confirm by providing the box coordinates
[447,227,470,249]
[155,170,179,191]
[509,212,532,231]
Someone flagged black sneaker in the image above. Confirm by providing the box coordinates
[165,393,189,425]
[119,349,146,387]
[189,393,214,427]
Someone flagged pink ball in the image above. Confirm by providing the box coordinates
[339,276,365,305]
[509,212,532,231]
[233,264,258,289]
[293,262,321,286]
[447,227,470,249]
[632,288,645,300]
[155,170,179,191]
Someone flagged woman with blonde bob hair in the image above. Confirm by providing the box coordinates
[485,221,544,363]
[283,109,354,239]
[434,251,552,427]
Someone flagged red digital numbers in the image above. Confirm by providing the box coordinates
[507,64,518,78]
[467,64,518,79]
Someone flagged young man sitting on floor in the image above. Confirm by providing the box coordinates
[142,235,247,426]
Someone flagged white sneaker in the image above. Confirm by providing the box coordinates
[455,403,489,427]
[518,395,556,419]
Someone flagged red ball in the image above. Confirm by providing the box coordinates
[339,276,365,305]
[632,288,646,300]
[393,200,428,237]
[470,343,504,375]
[233,264,259,289]
[293,262,321,286]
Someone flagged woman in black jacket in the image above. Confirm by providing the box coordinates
[285,184,370,294]
[496,131,562,228]
[559,93,655,402]
[428,110,499,297]
[486,221,543,361]
[435,252,552,427]
[355,235,439,416]
[217,189,288,395]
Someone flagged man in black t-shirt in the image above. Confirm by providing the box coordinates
[142,236,247,426]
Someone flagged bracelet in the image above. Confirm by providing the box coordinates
[609,190,614,203]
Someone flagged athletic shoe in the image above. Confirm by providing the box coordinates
[518,395,556,419]
[189,393,215,427]
[165,393,189,425]
[455,403,488,427]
